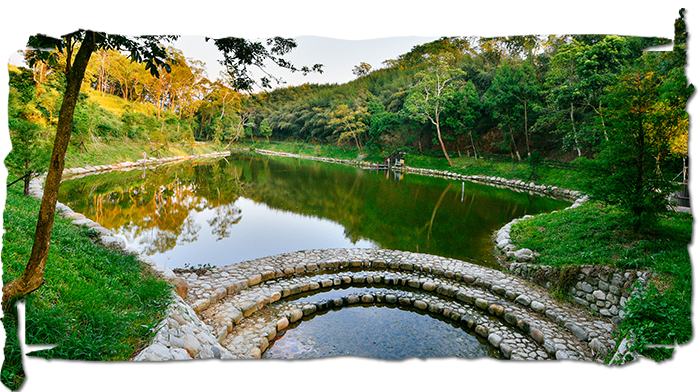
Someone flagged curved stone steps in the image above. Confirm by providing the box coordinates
[177,249,615,361]
[224,287,528,360]
[265,287,554,360]
[206,272,595,360]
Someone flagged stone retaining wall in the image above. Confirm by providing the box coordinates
[61,150,231,178]
[252,148,583,202]
[403,168,583,202]
[507,262,651,323]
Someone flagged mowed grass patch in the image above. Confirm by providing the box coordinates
[509,202,692,270]
[2,186,173,389]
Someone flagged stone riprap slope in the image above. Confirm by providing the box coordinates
[177,248,616,362]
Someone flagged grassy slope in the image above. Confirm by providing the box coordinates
[63,138,225,169]
[1,186,173,390]
[509,202,692,362]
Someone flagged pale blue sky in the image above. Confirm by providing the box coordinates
[174,35,439,88]
[7,34,440,90]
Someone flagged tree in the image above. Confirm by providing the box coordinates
[578,60,685,231]
[484,60,542,161]
[2,30,321,306]
[541,40,588,156]
[403,53,464,166]
[352,62,372,78]
[445,80,482,159]
[574,35,632,143]
[259,118,273,142]
[329,102,369,153]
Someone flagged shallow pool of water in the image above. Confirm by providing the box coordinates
[263,305,501,360]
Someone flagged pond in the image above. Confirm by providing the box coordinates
[58,152,570,270]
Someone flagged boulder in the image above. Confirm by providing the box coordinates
[514,248,534,262]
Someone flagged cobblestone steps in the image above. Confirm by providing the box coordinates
[177,248,616,362]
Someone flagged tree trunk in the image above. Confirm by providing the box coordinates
[23,154,30,197]
[435,121,453,166]
[509,126,522,163]
[524,100,531,157]
[2,32,97,306]
[571,102,582,157]
[599,101,609,141]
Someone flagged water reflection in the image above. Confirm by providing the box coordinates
[58,153,570,269]
[263,305,501,360]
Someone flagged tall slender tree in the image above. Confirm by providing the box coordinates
[403,53,464,166]
[578,56,688,231]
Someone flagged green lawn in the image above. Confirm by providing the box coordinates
[2,185,173,390]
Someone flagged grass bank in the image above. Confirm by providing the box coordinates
[62,139,225,170]
[1,185,173,390]
[509,201,692,362]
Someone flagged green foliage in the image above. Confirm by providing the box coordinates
[484,60,543,160]
[328,102,369,152]
[403,53,466,165]
[6,66,53,182]
[73,93,124,139]
[445,80,482,157]
[577,54,687,231]
[259,118,273,141]
[616,281,692,362]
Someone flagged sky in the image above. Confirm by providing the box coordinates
[173,35,439,88]
[0,1,698,392]
[7,35,441,88]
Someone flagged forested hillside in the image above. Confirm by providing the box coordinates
[7,27,691,178]
[253,33,689,164]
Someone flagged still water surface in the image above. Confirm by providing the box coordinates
[59,153,569,269]
[262,305,501,359]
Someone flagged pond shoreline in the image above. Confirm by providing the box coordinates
[27,147,631,363]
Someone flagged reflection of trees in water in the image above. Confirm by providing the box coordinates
[61,154,569,262]
[63,159,252,255]
[207,203,242,241]
[178,212,201,245]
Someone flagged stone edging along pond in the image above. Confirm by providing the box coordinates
[26,148,646,362]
